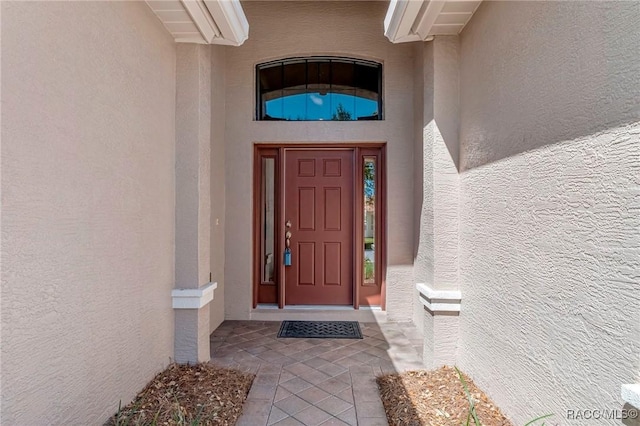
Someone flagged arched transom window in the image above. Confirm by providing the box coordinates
[256,57,383,121]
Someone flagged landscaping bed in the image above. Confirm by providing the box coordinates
[107,363,255,426]
[377,366,512,426]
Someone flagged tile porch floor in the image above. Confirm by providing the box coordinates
[210,321,424,426]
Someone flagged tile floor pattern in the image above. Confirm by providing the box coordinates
[210,321,424,426]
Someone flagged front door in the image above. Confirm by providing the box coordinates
[284,149,354,305]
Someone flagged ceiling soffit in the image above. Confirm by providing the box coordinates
[145,0,248,46]
[146,0,481,46]
[384,0,482,43]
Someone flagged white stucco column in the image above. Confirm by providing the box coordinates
[414,36,461,368]
[174,44,214,364]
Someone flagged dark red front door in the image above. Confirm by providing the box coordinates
[284,149,354,305]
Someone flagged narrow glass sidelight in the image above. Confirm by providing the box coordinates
[261,158,276,283]
[363,157,376,285]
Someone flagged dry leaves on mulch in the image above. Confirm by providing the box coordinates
[106,363,255,426]
[377,366,512,426]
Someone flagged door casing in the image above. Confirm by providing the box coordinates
[253,143,386,309]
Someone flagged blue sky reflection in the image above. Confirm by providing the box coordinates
[265,92,378,121]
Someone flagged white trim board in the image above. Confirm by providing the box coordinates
[172,282,217,309]
[416,282,461,313]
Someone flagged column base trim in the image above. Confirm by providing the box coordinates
[172,282,217,309]
[416,282,461,313]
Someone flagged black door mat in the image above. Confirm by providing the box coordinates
[277,320,363,339]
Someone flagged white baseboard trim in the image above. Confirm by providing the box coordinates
[172,282,217,309]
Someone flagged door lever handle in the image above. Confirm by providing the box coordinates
[284,219,292,266]
[285,219,292,248]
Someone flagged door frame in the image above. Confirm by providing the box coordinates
[253,142,387,310]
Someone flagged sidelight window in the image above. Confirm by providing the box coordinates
[256,57,383,121]
[363,157,376,285]
[261,157,276,283]
[357,147,384,307]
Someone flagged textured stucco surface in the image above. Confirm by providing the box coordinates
[209,45,227,332]
[224,1,416,321]
[1,2,176,423]
[423,311,459,368]
[412,37,460,329]
[412,42,432,291]
[431,37,459,291]
[174,308,210,364]
[413,38,460,290]
[176,44,211,291]
[457,1,640,423]
[412,43,430,330]
[174,44,215,361]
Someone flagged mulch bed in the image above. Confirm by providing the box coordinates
[377,366,512,426]
[106,363,255,426]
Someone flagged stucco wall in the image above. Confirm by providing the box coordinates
[412,36,462,362]
[176,44,211,292]
[210,45,226,331]
[413,37,460,290]
[412,42,428,330]
[457,1,640,423]
[1,2,176,423]
[223,1,416,320]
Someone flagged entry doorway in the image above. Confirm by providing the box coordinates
[253,144,386,309]
[285,149,353,305]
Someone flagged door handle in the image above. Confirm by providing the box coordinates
[284,220,292,266]
[285,219,292,248]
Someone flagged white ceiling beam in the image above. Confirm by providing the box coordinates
[414,1,446,40]
[203,0,249,46]
[384,0,423,43]
[181,0,221,43]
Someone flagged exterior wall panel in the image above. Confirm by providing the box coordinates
[457,1,640,422]
[210,45,227,332]
[1,2,176,423]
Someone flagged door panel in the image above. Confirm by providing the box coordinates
[285,149,353,305]
[323,242,341,285]
[297,242,315,285]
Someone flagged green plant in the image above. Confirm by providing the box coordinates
[454,366,554,426]
[113,401,128,426]
[189,404,205,426]
[331,103,352,121]
[364,258,374,280]
[523,414,554,426]
[114,398,191,426]
[455,367,481,426]
[113,399,144,426]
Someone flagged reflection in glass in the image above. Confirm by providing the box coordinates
[265,93,378,121]
[258,57,382,121]
[364,158,376,284]
[262,158,275,283]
